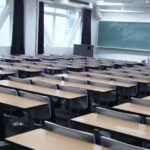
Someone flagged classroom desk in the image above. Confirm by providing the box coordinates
[124,61,139,67]
[29,65,65,74]
[0,80,86,120]
[56,74,136,88]
[66,65,85,71]
[116,68,150,76]
[29,76,115,111]
[0,92,48,109]
[29,64,64,70]
[83,72,150,84]
[45,66,65,74]
[6,128,109,150]
[1,65,42,72]
[0,65,42,73]
[13,66,42,74]
[124,70,150,76]
[42,57,59,61]
[29,76,114,93]
[0,70,16,79]
[113,102,150,122]
[4,57,22,63]
[24,57,41,62]
[0,65,42,77]
[85,64,100,70]
[72,113,150,141]
[100,63,113,70]
[0,80,86,100]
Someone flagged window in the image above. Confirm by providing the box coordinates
[44,5,82,48]
[0,0,13,46]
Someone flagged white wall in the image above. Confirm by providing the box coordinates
[91,9,150,62]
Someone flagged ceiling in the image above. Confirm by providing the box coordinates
[92,0,150,13]
[96,0,148,3]
[97,0,150,6]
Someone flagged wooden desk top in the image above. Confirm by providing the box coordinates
[0,65,42,73]
[56,74,136,88]
[85,64,100,68]
[30,65,64,71]
[113,102,150,116]
[65,65,85,70]
[29,77,114,93]
[6,129,109,150]
[72,113,150,141]
[13,66,42,73]
[0,70,15,75]
[0,80,86,100]
[0,92,47,109]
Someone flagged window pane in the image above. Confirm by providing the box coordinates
[44,14,53,37]
[68,10,79,28]
[0,0,6,14]
[44,5,81,47]
[44,14,53,46]
[0,0,6,7]
[54,16,67,46]
[0,15,11,46]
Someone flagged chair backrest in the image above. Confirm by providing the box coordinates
[19,91,50,103]
[8,76,31,84]
[115,78,137,84]
[146,117,150,125]
[101,136,147,150]
[89,81,116,89]
[41,73,62,80]
[59,85,87,95]
[0,86,17,95]
[68,71,87,77]
[132,75,150,81]
[29,65,44,71]
[52,64,66,69]
[89,74,110,80]
[110,72,129,78]
[64,78,87,84]
[1,67,16,73]
[44,121,95,143]
[12,63,26,67]
[31,80,57,89]
[131,97,150,107]
[88,69,106,75]
[96,107,140,123]
[19,91,51,117]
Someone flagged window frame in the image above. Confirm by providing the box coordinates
[36,0,82,53]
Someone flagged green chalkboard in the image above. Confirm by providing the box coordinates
[98,21,150,51]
